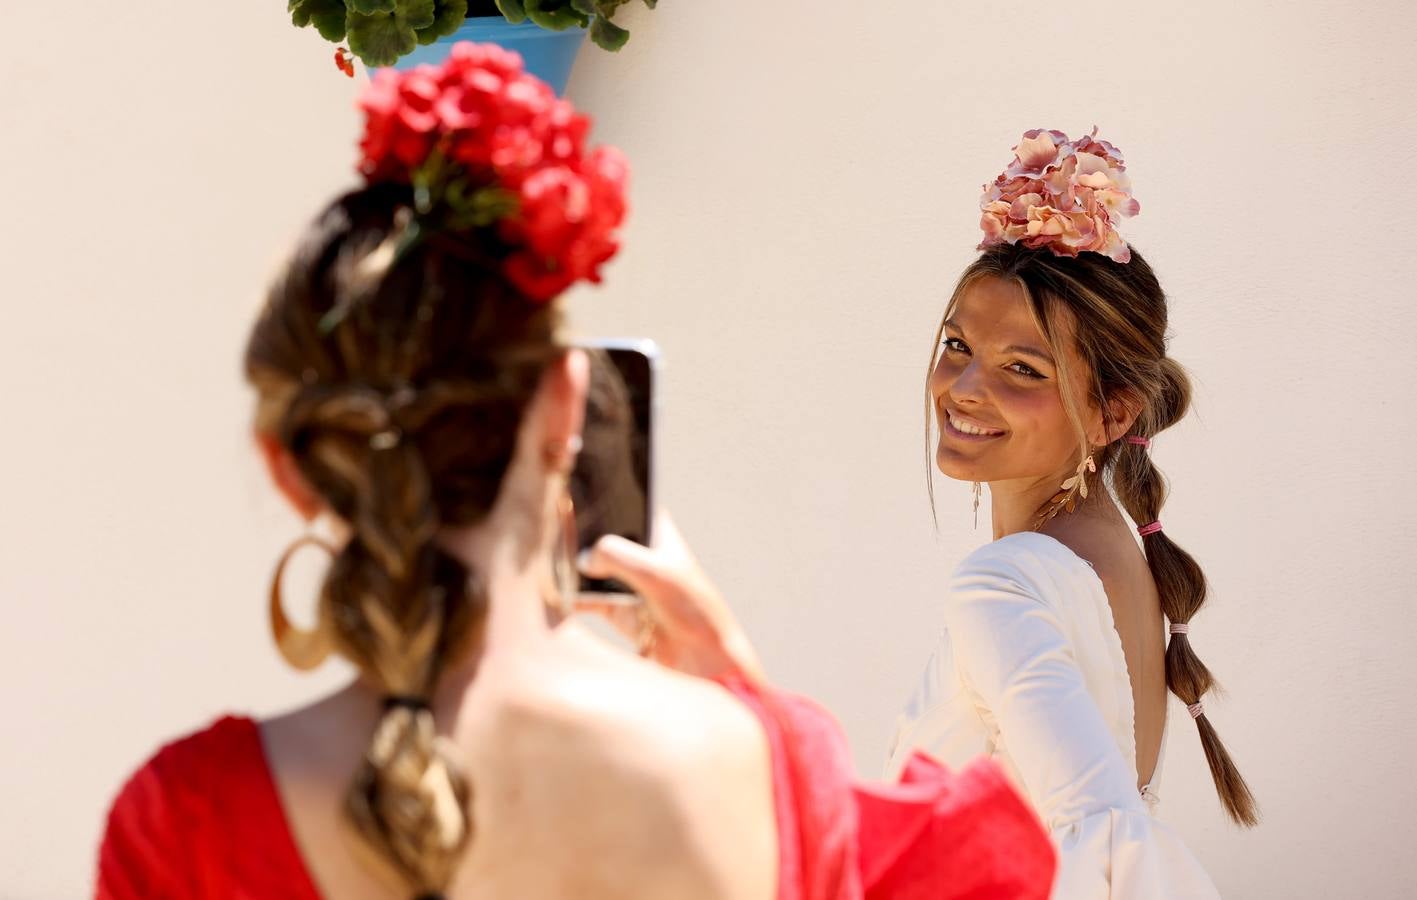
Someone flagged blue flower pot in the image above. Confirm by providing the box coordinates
[383,17,586,94]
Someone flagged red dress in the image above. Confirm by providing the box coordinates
[97,679,1055,899]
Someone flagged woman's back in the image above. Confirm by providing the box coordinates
[101,623,778,900]
[420,623,779,899]
[1044,512,1169,790]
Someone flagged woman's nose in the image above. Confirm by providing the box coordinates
[948,359,988,405]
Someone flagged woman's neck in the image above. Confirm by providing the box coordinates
[987,470,1069,539]
[987,463,1119,540]
[431,520,557,703]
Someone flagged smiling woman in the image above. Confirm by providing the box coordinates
[930,274,1109,499]
[889,128,1255,899]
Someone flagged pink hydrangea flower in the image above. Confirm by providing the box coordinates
[978,127,1139,263]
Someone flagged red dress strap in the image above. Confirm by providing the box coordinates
[716,674,1056,900]
[95,715,321,899]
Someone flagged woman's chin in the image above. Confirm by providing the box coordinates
[935,445,985,483]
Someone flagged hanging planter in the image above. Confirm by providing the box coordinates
[388,7,585,94]
[288,0,658,93]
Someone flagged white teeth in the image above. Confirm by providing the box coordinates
[949,414,1002,436]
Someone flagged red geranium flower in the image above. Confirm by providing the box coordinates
[353,43,627,301]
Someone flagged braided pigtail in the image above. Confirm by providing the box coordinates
[281,384,482,896]
[1112,358,1259,827]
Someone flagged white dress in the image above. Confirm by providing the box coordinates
[886,532,1221,899]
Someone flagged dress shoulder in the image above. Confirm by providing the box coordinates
[95,715,319,900]
[950,532,1095,611]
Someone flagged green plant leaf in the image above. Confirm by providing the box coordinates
[495,0,527,23]
[416,0,467,44]
[589,14,629,50]
[348,9,418,66]
[569,0,597,15]
[396,0,437,31]
[525,0,588,31]
[348,0,396,14]
[290,0,350,41]
[641,0,656,8]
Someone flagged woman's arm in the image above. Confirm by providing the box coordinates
[944,544,1142,828]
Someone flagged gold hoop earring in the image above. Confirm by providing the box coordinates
[269,535,336,671]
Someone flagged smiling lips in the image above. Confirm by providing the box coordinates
[944,410,1006,439]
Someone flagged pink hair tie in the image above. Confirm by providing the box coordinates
[1169,623,1189,635]
[1125,436,1151,447]
[1138,521,1163,537]
[1187,702,1205,720]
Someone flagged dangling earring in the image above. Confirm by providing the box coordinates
[1034,453,1096,530]
[543,435,583,619]
[548,488,580,618]
[269,534,336,671]
[971,481,982,530]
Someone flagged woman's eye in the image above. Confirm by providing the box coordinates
[1009,362,1045,379]
[942,338,969,354]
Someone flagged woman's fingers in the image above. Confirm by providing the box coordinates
[578,535,675,599]
[574,513,762,681]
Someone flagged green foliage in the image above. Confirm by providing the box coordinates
[494,0,527,23]
[286,0,659,67]
[589,14,628,50]
[289,0,349,41]
[417,0,469,45]
[347,0,437,67]
[524,0,588,31]
[564,0,655,51]
[347,0,396,14]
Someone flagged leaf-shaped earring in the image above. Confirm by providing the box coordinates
[1059,454,1097,498]
[1035,453,1096,530]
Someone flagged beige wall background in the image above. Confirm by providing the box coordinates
[3,1,1415,897]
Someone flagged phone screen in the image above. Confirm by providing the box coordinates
[570,342,655,594]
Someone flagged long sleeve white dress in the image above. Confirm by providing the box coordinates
[886,532,1221,899]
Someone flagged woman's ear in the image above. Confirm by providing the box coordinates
[1100,388,1145,445]
[254,431,323,521]
[520,349,590,467]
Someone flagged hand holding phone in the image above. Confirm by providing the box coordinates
[576,513,765,682]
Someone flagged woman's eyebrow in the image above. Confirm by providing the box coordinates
[1003,343,1055,365]
[945,319,1054,365]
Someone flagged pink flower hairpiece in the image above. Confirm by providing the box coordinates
[978,127,1139,264]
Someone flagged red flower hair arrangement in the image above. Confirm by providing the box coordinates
[979,127,1139,263]
[356,42,628,301]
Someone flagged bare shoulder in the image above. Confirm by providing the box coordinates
[456,624,778,900]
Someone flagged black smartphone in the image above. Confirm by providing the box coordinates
[570,338,657,595]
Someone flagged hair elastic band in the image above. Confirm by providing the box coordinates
[1187,702,1205,720]
[383,695,431,712]
[1138,521,1163,537]
[1125,436,1151,447]
[1169,622,1190,635]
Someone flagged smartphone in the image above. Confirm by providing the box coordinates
[570,338,658,595]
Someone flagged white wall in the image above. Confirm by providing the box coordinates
[3,1,1414,897]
